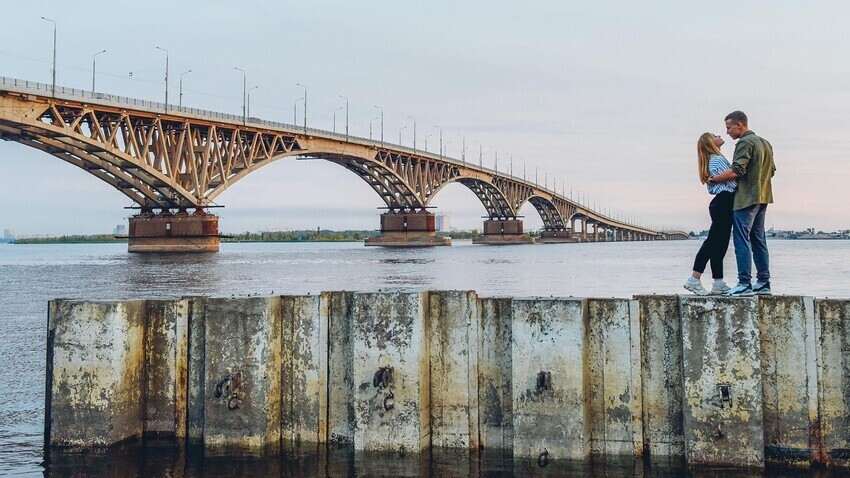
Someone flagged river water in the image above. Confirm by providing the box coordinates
[0,239,848,476]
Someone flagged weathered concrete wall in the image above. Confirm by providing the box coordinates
[429,291,480,449]
[478,297,513,451]
[351,292,431,452]
[46,300,147,447]
[758,296,820,466]
[280,295,328,450]
[511,298,589,460]
[636,295,684,457]
[681,296,764,468]
[201,297,282,451]
[585,298,643,456]
[816,299,850,467]
[45,292,850,471]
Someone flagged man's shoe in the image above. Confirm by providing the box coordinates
[724,283,754,297]
[753,282,772,295]
[683,278,709,296]
[710,282,731,295]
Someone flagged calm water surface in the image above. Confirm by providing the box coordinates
[1,239,848,476]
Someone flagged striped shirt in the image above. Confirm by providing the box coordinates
[707,154,737,195]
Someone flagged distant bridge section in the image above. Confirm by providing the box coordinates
[0,76,679,251]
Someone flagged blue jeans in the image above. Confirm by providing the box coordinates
[732,204,770,285]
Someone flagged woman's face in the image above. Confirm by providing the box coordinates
[712,134,724,147]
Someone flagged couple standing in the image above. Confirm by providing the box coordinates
[684,111,776,297]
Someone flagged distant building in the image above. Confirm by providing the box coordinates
[113,225,127,235]
[435,213,451,232]
[2,228,15,240]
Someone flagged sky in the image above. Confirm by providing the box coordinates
[1,1,848,235]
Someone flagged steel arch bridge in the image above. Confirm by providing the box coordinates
[0,76,666,248]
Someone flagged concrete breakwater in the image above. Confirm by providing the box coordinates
[44,292,850,470]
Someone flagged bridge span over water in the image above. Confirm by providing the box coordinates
[0,76,687,251]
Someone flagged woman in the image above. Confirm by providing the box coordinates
[683,133,737,295]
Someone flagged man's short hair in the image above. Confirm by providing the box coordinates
[725,110,748,125]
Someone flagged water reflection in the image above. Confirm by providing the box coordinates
[44,441,838,477]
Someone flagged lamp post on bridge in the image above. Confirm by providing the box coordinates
[407,116,416,153]
[233,67,246,124]
[297,83,307,132]
[474,140,482,168]
[294,98,304,125]
[247,85,259,119]
[333,107,343,134]
[425,134,433,152]
[491,147,498,172]
[443,140,452,157]
[41,17,56,97]
[339,95,349,140]
[91,49,106,93]
[434,125,443,160]
[179,69,192,108]
[373,106,383,146]
[156,47,169,113]
[456,133,466,165]
[370,116,379,140]
[399,125,407,145]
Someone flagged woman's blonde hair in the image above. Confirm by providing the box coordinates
[697,133,723,184]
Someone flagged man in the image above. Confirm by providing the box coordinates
[708,111,776,297]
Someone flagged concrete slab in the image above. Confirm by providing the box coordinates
[327,291,356,446]
[758,296,819,467]
[635,295,684,457]
[815,299,850,467]
[680,296,764,468]
[46,300,147,447]
[586,298,643,456]
[351,292,431,452]
[202,297,282,451]
[429,291,480,449]
[280,295,329,450]
[478,297,513,451]
[511,297,589,460]
[143,299,189,436]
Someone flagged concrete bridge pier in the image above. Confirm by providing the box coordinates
[472,219,535,245]
[537,229,579,244]
[128,207,220,253]
[365,210,451,247]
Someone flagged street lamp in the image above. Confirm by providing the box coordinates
[247,85,259,119]
[434,125,443,159]
[374,106,383,145]
[425,134,433,152]
[297,83,307,132]
[491,147,498,172]
[233,67,246,124]
[474,140,482,168]
[338,95,349,140]
[399,125,407,145]
[41,17,56,97]
[156,47,169,112]
[91,49,106,93]
[369,116,379,140]
[294,97,304,125]
[179,69,192,108]
[333,106,343,134]
[443,140,452,158]
[456,133,466,164]
[407,116,416,153]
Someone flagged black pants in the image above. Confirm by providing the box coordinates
[692,191,734,279]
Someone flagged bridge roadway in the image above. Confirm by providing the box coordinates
[0,76,687,251]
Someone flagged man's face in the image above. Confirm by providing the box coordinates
[725,120,744,139]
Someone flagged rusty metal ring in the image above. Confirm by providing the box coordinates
[537,449,549,467]
[383,393,395,411]
[227,394,240,411]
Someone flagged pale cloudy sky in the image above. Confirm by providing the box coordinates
[1,1,848,235]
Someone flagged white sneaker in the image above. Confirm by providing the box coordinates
[683,278,709,296]
[710,282,731,295]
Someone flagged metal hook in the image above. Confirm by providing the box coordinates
[537,448,549,467]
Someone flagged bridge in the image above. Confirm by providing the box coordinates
[0,76,682,252]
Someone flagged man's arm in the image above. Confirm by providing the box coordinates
[709,141,752,184]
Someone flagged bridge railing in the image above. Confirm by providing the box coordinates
[1,75,660,233]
